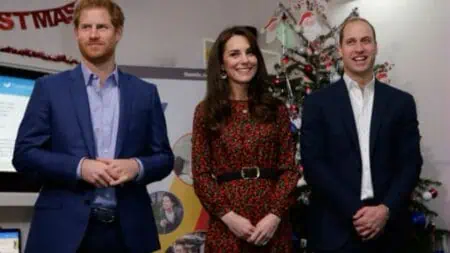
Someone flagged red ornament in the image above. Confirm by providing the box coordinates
[429,188,438,198]
[306,86,312,94]
[304,64,313,74]
[273,78,281,85]
[376,72,387,80]
[422,188,438,201]
[289,104,299,114]
[282,56,289,64]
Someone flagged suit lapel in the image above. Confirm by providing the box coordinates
[69,65,96,158]
[336,79,360,151]
[114,70,133,157]
[370,81,389,156]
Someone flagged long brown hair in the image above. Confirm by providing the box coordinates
[204,26,280,131]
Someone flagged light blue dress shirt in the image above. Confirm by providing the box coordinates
[77,64,143,209]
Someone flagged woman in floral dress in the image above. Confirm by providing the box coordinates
[192,26,301,253]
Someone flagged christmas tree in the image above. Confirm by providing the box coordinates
[261,1,449,252]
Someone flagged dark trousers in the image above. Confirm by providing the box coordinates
[77,210,128,253]
[315,229,408,253]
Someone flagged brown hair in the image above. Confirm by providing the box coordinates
[339,17,377,45]
[73,0,125,28]
[204,26,281,131]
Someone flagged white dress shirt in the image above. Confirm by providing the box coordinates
[343,74,375,200]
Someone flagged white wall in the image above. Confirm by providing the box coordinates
[328,0,450,231]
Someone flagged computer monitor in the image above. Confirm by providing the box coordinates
[0,228,21,253]
[0,65,48,192]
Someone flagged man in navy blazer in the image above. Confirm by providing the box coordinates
[12,1,173,252]
[300,18,422,253]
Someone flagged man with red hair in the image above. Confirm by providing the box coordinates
[13,0,173,252]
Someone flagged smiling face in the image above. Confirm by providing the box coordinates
[162,195,174,210]
[222,35,258,90]
[339,20,377,81]
[75,7,122,65]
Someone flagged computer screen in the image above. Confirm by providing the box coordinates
[0,229,20,253]
[0,65,48,192]
[0,75,34,173]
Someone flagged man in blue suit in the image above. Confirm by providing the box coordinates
[12,0,174,252]
[300,17,422,253]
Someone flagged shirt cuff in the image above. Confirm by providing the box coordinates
[133,158,145,182]
[76,158,86,180]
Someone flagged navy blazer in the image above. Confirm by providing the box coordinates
[13,65,174,253]
[300,79,422,250]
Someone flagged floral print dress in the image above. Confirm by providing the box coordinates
[192,100,300,253]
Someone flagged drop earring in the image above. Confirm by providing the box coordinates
[220,70,227,80]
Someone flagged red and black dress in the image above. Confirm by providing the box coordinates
[192,100,300,253]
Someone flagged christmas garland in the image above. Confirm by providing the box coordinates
[0,46,79,65]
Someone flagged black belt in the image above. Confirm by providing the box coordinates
[216,167,280,184]
[90,207,117,224]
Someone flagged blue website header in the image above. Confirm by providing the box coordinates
[0,76,34,97]
[0,231,19,239]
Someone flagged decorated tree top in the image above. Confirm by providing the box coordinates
[262,1,360,106]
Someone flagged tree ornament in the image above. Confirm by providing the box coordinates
[412,211,426,227]
[304,64,313,74]
[306,86,312,95]
[422,188,438,201]
[273,77,281,85]
[290,104,299,114]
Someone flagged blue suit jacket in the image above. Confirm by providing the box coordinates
[300,79,422,250]
[13,65,174,253]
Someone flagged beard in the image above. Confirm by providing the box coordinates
[78,41,116,65]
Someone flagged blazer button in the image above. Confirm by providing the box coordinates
[84,199,91,205]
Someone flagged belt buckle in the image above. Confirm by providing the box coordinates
[241,166,260,180]
[92,207,116,223]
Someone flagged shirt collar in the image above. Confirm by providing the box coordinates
[80,63,119,87]
[343,73,375,92]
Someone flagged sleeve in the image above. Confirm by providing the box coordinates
[12,77,81,187]
[133,158,145,181]
[300,95,363,219]
[191,103,233,218]
[136,85,174,185]
[76,158,86,179]
[382,94,422,219]
[268,105,301,217]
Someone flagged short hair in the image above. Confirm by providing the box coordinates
[73,0,125,28]
[339,17,377,45]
